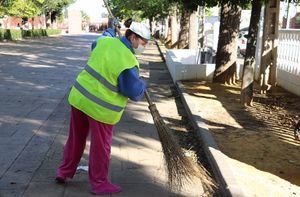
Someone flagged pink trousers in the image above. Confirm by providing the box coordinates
[56,106,114,191]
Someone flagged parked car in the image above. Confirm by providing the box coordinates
[238,31,248,57]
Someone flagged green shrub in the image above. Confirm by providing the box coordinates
[46,29,61,36]
[0,28,61,41]
[4,29,11,40]
[9,29,22,40]
[0,29,4,41]
[22,29,43,38]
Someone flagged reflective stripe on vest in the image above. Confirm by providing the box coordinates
[84,64,119,93]
[73,81,123,112]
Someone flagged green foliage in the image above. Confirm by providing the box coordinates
[6,0,45,18]
[0,0,12,16]
[108,0,171,20]
[0,0,73,20]
[45,28,61,35]
[22,29,61,37]
[23,29,46,37]
[9,29,22,39]
[0,29,22,40]
[43,0,74,15]
[43,0,74,24]
[0,28,61,41]
[81,11,90,23]
[0,1,9,16]
[106,0,249,20]
[0,29,8,40]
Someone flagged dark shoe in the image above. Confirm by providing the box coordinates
[55,176,66,184]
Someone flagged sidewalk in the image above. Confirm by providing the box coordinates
[0,36,205,196]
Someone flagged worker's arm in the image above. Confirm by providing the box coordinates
[118,67,146,101]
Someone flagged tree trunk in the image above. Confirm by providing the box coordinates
[149,17,153,34]
[170,13,178,47]
[31,17,34,30]
[241,0,263,106]
[163,17,169,40]
[178,9,191,49]
[51,11,56,26]
[189,10,198,49]
[166,17,172,42]
[213,1,242,84]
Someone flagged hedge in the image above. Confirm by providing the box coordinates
[0,29,61,41]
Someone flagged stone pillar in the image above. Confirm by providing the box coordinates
[68,9,82,34]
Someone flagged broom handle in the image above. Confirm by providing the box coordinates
[144,90,153,105]
[103,0,122,37]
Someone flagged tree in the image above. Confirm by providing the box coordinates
[0,0,11,17]
[177,8,191,49]
[0,0,72,29]
[7,0,44,18]
[42,0,74,26]
[3,0,45,29]
[81,10,90,24]
[240,0,264,106]
[176,1,199,49]
[107,0,171,34]
[213,1,242,84]
[1,0,43,19]
[108,0,170,22]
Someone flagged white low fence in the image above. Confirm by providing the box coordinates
[277,29,300,96]
[165,49,215,82]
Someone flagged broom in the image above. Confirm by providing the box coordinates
[144,90,215,191]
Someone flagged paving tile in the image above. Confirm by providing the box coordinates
[0,189,19,197]
[63,181,109,197]
[111,183,172,197]
[23,182,64,197]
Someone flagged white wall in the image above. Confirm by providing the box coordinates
[165,49,215,82]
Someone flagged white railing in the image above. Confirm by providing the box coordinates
[278,29,300,76]
[277,29,300,96]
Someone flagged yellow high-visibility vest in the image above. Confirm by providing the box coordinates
[68,37,139,125]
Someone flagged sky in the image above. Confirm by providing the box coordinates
[68,0,108,23]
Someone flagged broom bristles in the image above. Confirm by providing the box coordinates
[149,104,216,192]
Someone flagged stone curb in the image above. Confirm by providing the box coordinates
[176,82,245,197]
[154,39,246,197]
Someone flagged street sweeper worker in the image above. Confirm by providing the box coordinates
[55,22,150,195]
